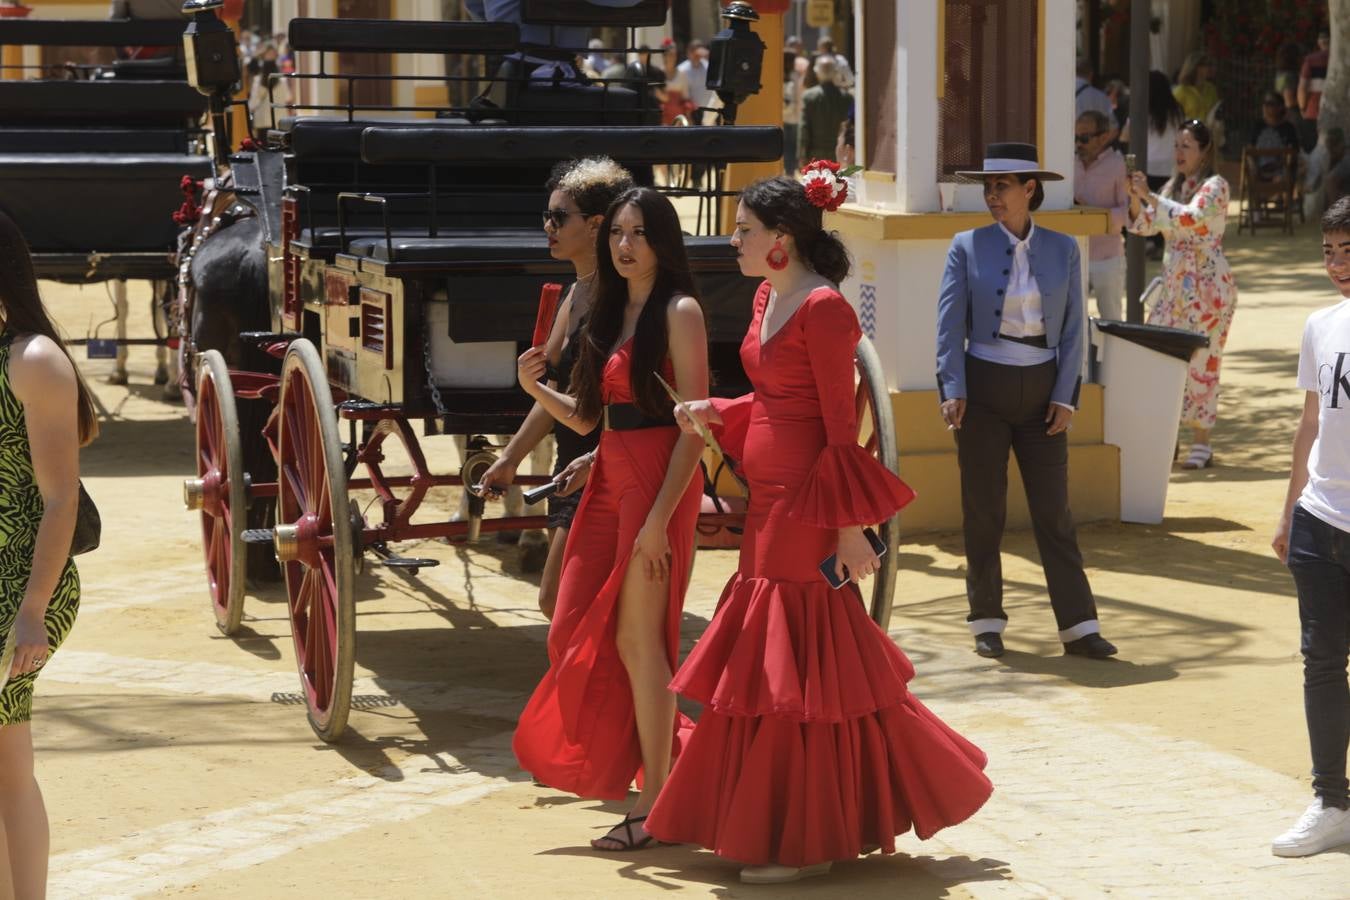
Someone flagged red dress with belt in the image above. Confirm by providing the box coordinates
[512,338,701,800]
[645,284,992,866]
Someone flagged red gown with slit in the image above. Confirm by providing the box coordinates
[645,284,993,866]
[512,339,701,800]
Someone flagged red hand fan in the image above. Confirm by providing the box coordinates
[532,283,563,348]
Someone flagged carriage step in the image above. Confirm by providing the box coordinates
[377,556,440,573]
[242,528,274,545]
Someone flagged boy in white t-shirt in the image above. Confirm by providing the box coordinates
[1270,196,1350,857]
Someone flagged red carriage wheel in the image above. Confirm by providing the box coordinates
[185,349,247,635]
[274,339,356,742]
[854,336,901,631]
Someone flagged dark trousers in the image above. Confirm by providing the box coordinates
[1287,504,1350,809]
[955,355,1099,636]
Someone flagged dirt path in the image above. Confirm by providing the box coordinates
[29,219,1349,898]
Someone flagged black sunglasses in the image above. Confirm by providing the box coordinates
[1074,131,1105,144]
[542,208,579,228]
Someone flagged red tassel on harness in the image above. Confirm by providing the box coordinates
[172,176,205,226]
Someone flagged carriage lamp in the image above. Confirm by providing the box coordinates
[707,2,765,125]
[181,0,241,96]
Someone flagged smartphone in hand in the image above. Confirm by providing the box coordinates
[819,527,887,589]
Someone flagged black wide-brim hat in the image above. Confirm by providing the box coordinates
[955,142,1064,181]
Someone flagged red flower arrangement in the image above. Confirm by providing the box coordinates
[800,159,860,212]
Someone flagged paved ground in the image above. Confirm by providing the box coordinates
[28,212,1350,899]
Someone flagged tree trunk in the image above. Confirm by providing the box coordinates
[1321,0,1350,130]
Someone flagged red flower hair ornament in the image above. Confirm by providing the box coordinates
[800,159,861,212]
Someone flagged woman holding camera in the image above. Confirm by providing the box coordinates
[1127,118,1237,470]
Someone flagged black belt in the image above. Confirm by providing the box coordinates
[603,403,674,431]
[1000,333,1049,348]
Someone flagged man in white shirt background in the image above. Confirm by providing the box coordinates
[675,39,711,123]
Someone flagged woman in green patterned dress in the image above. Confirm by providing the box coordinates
[0,209,97,898]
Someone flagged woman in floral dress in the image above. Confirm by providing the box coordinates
[1127,118,1238,469]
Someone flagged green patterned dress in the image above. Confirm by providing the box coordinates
[0,331,80,725]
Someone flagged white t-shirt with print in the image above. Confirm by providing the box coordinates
[1297,298,1350,532]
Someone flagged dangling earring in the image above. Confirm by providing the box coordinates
[766,239,790,270]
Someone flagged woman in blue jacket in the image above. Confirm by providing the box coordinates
[936,142,1117,661]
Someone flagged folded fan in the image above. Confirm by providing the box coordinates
[532,283,563,348]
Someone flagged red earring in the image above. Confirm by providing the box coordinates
[766,239,790,270]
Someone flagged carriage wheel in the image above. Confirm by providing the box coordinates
[189,350,247,635]
[274,339,356,742]
[855,336,901,631]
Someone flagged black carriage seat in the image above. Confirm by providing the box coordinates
[290,116,470,159]
[345,232,754,344]
[0,153,212,252]
[0,128,193,154]
[361,125,784,167]
[291,117,552,232]
[0,18,188,48]
[0,80,206,129]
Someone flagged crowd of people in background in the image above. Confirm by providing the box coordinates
[782,35,855,172]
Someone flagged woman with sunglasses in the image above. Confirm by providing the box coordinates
[1127,118,1237,470]
[478,157,634,619]
[512,187,709,852]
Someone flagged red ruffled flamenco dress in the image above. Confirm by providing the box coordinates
[646,285,993,866]
[513,338,701,799]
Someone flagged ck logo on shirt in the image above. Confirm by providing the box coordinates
[1320,352,1350,408]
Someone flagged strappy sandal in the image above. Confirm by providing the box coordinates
[590,813,658,852]
[1181,444,1213,469]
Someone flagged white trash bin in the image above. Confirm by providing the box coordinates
[1095,319,1209,524]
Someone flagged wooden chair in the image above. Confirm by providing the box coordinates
[1238,145,1299,235]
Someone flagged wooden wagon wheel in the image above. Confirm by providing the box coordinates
[186,349,247,635]
[854,336,901,631]
[274,339,356,742]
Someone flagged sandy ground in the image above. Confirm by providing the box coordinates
[24,214,1350,899]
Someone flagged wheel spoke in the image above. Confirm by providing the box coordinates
[305,572,330,709]
[282,461,310,516]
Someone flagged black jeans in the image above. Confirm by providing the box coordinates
[1288,504,1350,809]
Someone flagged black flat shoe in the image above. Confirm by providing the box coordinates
[974,632,1005,658]
[1063,633,1118,659]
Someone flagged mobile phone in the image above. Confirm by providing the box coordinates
[522,481,560,505]
[818,527,888,589]
[1124,153,1138,175]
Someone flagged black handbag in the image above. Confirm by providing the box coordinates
[71,481,101,556]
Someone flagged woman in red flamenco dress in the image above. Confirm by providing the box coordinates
[512,187,710,851]
[645,173,993,883]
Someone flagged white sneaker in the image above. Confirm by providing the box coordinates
[1272,799,1350,857]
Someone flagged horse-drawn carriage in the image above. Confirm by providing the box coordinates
[0,16,212,386]
[179,2,901,742]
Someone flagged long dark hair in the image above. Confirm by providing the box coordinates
[570,187,699,423]
[0,209,98,445]
[1148,69,1183,135]
[740,175,851,283]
